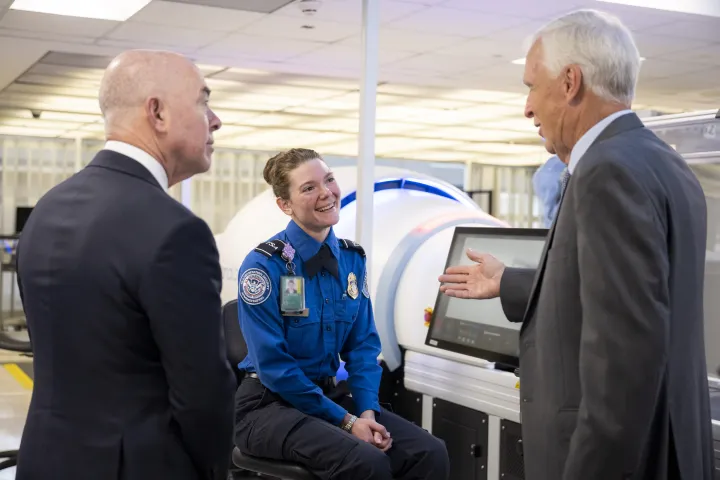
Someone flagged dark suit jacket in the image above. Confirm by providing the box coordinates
[15,150,236,480]
[500,113,714,480]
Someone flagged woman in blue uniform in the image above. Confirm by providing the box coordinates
[234,148,449,480]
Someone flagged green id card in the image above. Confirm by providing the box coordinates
[280,276,305,313]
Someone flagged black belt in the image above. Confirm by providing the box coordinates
[244,372,336,390]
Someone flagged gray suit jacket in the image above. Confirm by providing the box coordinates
[500,113,715,480]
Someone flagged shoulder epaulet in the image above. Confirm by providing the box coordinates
[339,238,365,257]
[254,239,287,258]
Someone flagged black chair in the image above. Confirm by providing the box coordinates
[0,331,31,473]
[222,300,318,480]
[0,450,17,471]
[0,331,32,354]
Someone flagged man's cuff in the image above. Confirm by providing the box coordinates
[352,389,380,416]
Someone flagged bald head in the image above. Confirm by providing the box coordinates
[98,49,221,187]
[99,50,199,122]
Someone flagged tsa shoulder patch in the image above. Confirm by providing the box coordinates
[362,266,370,298]
[339,238,365,256]
[239,268,272,305]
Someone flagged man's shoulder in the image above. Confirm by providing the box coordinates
[580,127,682,178]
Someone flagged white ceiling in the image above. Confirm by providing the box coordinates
[0,0,718,165]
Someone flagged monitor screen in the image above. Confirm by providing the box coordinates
[425,226,548,366]
[15,207,33,234]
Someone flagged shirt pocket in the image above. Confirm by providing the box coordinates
[285,315,322,359]
[335,297,361,347]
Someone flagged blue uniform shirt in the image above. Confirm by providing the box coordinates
[237,220,382,425]
[532,155,567,228]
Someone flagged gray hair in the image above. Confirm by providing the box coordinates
[528,9,641,105]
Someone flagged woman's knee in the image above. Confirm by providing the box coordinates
[412,433,450,479]
[334,441,392,480]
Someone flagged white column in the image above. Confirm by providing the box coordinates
[74,136,83,172]
[356,0,379,270]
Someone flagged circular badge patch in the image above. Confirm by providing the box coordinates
[239,268,272,305]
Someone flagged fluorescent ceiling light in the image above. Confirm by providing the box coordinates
[595,0,720,18]
[10,0,152,21]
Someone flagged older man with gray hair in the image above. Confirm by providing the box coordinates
[440,9,714,480]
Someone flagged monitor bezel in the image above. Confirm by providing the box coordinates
[424,226,549,366]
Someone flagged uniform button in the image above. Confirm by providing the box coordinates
[325,298,329,304]
[326,326,332,331]
[321,272,325,276]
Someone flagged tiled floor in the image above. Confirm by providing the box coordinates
[0,348,31,480]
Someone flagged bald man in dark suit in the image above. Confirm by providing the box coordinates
[15,50,236,480]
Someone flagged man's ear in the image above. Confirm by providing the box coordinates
[563,64,583,103]
[276,196,293,216]
[146,96,169,133]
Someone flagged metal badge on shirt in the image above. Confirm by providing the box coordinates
[280,242,309,316]
[347,272,359,300]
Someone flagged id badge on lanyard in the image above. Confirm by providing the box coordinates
[280,275,306,314]
[280,242,309,317]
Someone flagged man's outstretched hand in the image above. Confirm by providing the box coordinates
[438,249,506,300]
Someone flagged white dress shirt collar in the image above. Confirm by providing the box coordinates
[104,141,169,191]
[568,109,633,174]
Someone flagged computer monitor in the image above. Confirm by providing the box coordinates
[425,226,548,367]
[15,207,33,234]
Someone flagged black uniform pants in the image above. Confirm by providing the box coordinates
[233,377,450,480]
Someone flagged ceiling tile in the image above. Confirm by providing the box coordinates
[585,3,700,31]
[668,43,720,67]
[129,0,264,32]
[288,45,416,71]
[0,10,119,37]
[638,58,710,81]
[441,0,585,19]
[391,0,446,5]
[340,28,467,53]
[0,27,98,44]
[41,51,114,69]
[162,0,294,14]
[0,91,101,114]
[95,38,197,56]
[386,6,531,38]
[639,16,720,41]
[433,22,544,61]
[459,63,528,94]
[198,34,324,61]
[632,32,710,59]
[645,66,720,94]
[388,52,499,74]
[274,0,428,25]
[104,22,227,49]
[5,83,96,99]
[238,14,361,43]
